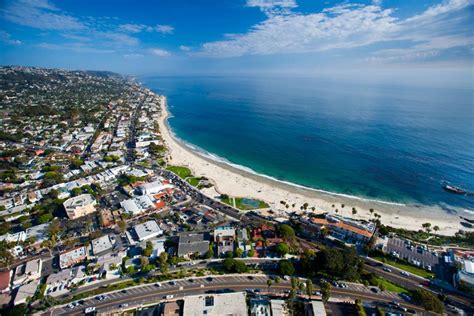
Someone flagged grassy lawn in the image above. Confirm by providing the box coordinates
[371,255,434,279]
[377,278,409,294]
[222,196,269,210]
[186,177,201,187]
[166,165,192,178]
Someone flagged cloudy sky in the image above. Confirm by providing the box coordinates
[0,0,472,77]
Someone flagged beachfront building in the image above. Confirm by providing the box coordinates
[138,180,173,195]
[63,194,97,219]
[303,214,375,244]
[456,260,474,290]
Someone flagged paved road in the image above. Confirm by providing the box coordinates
[49,274,424,316]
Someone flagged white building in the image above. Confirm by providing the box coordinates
[46,266,87,296]
[139,181,173,195]
[63,194,97,219]
[13,258,42,286]
[14,279,39,305]
[183,292,247,316]
[91,235,114,256]
[120,195,155,216]
[59,246,87,269]
[133,220,163,241]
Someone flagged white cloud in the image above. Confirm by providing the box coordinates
[247,0,297,16]
[0,30,22,45]
[198,0,473,61]
[123,53,144,59]
[179,45,191,51]
[155,24,174,34]
[1,0,85,30]
[37,42,115,53]
[150,48,171,57]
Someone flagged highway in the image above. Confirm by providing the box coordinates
[49,274,425,316]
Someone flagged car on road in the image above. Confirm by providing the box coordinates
[67,303,74,309]
[383,267,392,272]
[119,303,129,308]
[85,307,96,314]
[247,276,254,280]
[155,282,161,287]
[165,294,174,299]
[400,271,410,276]
[206,277,213,282]
[169,281,176,285]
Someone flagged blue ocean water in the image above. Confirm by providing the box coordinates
[144,76,474,210]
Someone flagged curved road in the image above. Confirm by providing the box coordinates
[49,274,425,315]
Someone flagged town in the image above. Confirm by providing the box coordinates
[0,67,473,316]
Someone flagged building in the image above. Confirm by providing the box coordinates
[183,292,247,316]
[13,279,39,305]
[13,259,42,286]
[0,271,11,293]
[139,180,173,195]
[63,194,97,219]
[45,266,87,296]
[96,251,127,280]
[213,226,235,256]
[59,246,87,269]
[305,214,375,244]
[250,297,271,316]
[270,300,288,316]
[133,220,163,241]
[306,300,327,316]
[91,235,114,256]
[178,233,210,258]
[162,301,182,316]
[121,195,155,216]
[456,259,474,290]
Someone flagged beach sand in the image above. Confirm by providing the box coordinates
[158,96,471,236]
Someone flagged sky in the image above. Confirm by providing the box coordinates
[0,0,473,79]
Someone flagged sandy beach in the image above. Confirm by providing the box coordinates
[158,96,471,236]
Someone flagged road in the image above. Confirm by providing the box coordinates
[49,274,425,316]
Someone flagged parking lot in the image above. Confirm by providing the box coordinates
[386,237,440,271]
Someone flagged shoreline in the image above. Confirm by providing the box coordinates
[158,96,471,236]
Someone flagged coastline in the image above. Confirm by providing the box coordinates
[158,96,471,236]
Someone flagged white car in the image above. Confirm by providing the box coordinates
[85,307,96,313]
[400,271,410,276]
[165,294,174,299]
[67,303,74,309]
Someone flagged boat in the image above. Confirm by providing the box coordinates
[443,184,467,195]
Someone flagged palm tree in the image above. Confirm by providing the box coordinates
[267,279,273,292]
[352,208,357,217]
[369,208,374,219]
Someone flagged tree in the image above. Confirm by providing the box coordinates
[320,227,329,238]
[0,241,14,268]
[139,256,149,267]
[352,208,357,217]
[278,260,295,276]
[306,279,313,299]
[369,208,374,219]
[159,252,168,265]
[275,243,289,257]
[223,257,235,272]
[206,242,215,258]
[248,249,255,257]
[235,248,243,258]
[267,279,273,291]
[320,280,331,303]
[277,224,295,239]
[433,226,440,233]
[117,220,127,234]
[143,241,153,257]
[411,289,444,313]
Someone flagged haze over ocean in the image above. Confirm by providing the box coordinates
[144,76,474,211]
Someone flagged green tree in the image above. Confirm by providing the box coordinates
[306,279,314,299]
[267,279,273,291]
[320,280,331,303]
[235,248,243,258]
[411,289,444,313]
[248,249,255,257]
[277,224,295,239]
[143,241,153,257]
[278,260,295,276]
[275,243,289,257]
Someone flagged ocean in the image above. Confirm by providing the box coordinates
[143,76,474,211]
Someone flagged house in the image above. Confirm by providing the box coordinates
[120,195,155,216]
[213,226,235,256]
[162,301,182,316]
[178,233,210,259]
[59,246,87,269]
[0,271,11,293]
[305,214,375,244]
[91,235,114,256]
[183,292,247,316]
[133,220,163,241]
[270,300,288,316]
[25,223,49,245]
[63,194,97,219]
[13,279,39,305]
[45,266,87,296]
[96,251,126,280]
[13,259,42,286]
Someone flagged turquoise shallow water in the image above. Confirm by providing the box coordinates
[144,76,474,210]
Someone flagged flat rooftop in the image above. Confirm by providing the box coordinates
[183,292,247,316]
